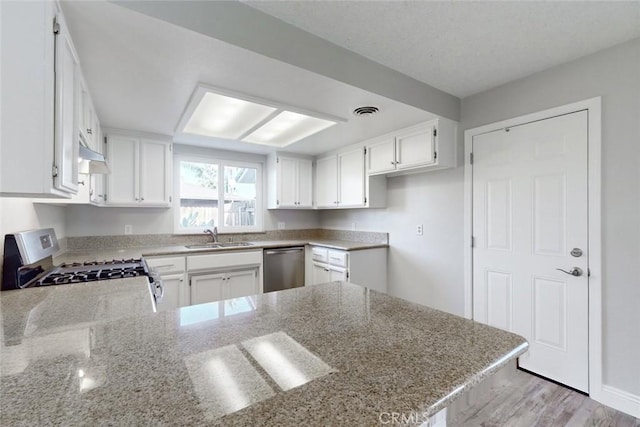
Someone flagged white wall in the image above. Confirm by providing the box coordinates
[321,167,465,315]
[461,37,640,397]
[0,198,67,275]
[64,143,321,237]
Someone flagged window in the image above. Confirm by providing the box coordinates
[175,155,262,233]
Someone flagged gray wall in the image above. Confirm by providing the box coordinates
[321,168,465,315]
[461,37,640,395]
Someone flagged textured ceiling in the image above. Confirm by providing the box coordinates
[243,1,640,97]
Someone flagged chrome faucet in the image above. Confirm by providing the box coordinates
[204,227,218,243]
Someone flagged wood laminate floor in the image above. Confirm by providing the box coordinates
[453,369,640,427]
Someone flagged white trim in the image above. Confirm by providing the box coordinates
[598,386,640,419]
[463,97,603,398]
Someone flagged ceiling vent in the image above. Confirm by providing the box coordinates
[352,106,379,117]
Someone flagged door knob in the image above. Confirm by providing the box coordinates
[556,267,583,277]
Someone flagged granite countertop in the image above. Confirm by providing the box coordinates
[54,239,389,264]
[0,281,527,426]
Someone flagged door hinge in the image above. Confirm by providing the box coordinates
[52,165,59,178]
[364,197,367,204]
[471,236,475,248]
[169,196,172,203]
[53,17,60,35]
[346,271,349,280]
[470,152,474,165]
[364,147,367,155]
[433,128,437,137]
[434,151,437,160]
[103,136,107,144]
[276,157,279,164]
[104,194,107,202]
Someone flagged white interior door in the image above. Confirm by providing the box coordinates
[472,110,589,392]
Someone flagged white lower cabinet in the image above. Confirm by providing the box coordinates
[191,268,259,306]
[158,273,186,311]
[144,255,188,311]
[307,246,388,293]
[311,258,348,285]
[146,250,263,309]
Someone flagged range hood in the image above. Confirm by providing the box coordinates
[79,143,110,174]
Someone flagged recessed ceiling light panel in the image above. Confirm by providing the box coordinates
[243,111,336,146]
[183,92,277,139]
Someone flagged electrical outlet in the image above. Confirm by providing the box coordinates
[417,224,423,236]
[277,222,285,230]
[124,225,133,235]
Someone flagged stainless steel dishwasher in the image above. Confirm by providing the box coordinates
[263,247,305,293]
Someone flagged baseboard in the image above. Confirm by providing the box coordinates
[596,385,640,419]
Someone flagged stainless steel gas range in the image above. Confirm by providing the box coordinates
[1,229,163,302]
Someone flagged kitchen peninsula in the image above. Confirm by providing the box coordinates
[0,280,527,426]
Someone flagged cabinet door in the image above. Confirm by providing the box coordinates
[90,134,105,205]
[311,263,331,285]
[156,273,185,311]
[139,139,171,206]
[395,125,435,170]
[338,147,365,207]
[366,137,396,175]
[190,273,226,306]
[226,269,259,299]
[77,77,96,148]
[315,156,338,208]
[276,157,298,207]
[106,135,139,205]
[297,159,313,207]
[53,14,79,194]
[329,267,348,282]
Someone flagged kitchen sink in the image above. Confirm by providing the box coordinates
[184,242,254,249]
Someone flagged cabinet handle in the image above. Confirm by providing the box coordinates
[390,161,395,165]
[140,197,145,201]
[87,128,92,135]
[135,197,139,201]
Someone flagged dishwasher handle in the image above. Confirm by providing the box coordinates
[264,247,304,255]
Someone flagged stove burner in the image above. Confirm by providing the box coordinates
[35,259,148,286]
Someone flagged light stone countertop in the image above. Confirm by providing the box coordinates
[0,281,527,426]
[54,239,389,264]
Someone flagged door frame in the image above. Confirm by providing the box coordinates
[463,97,602,397]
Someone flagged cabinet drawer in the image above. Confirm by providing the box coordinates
[311,247,329,263]
[144,256,186,274]
[188,250,262,271]
[328,250,348,268]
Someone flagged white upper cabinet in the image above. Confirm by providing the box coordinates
[77,76,99,149]
[0,1,79,197]
[395,124,436,170]
[366,119,457,176]
[53,11,80,194]
[105,133,172,207]
[316,147,385,209]
[268,154,313,208]
[366,137,396,175]
[337,147,365,208]
[315,155,339,208]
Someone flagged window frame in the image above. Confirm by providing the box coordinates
[174,154,263,234]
